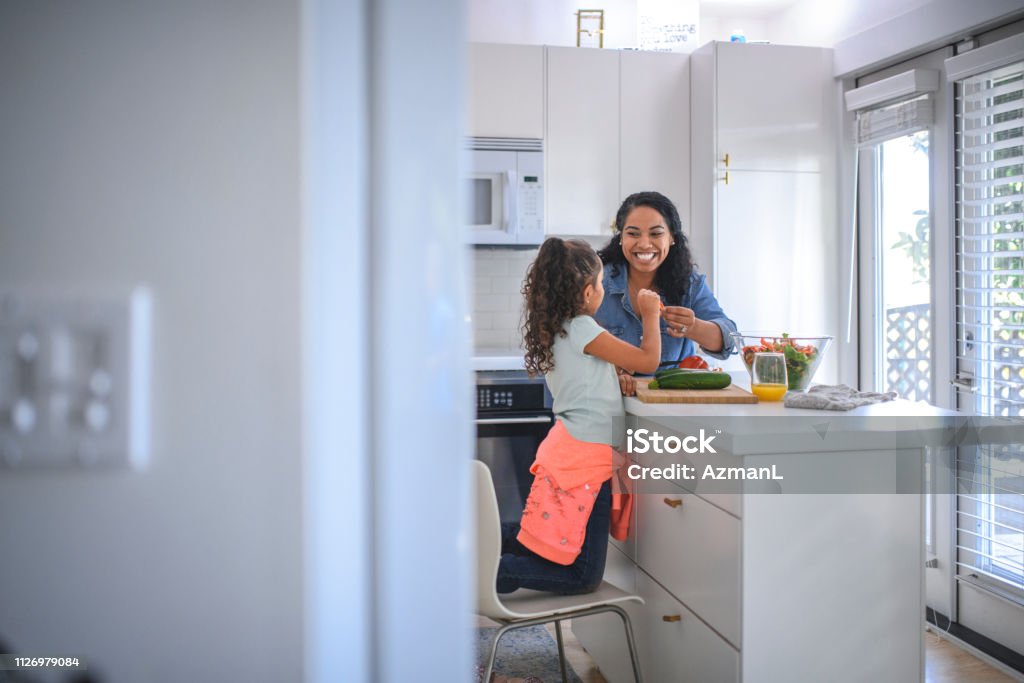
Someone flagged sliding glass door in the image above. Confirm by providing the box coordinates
[953,51,1024,655]
[856,46,957,621]
[856,50,955,409]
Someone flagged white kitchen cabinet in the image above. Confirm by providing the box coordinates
[690,42,837,376]
[713,169,829,335]
[466,46,690,238]
[574,402,934,683]
[545,46,620,236]
[466,43,544,139]
[620,50,690,206]
[715,44,832,173]
[637,485,741,647]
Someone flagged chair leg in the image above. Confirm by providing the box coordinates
[553,619,569,683]
[482,622,515,683]
[610,605,644,683]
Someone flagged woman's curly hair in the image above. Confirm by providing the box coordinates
[597,191,694,304]
[521,237,602,376]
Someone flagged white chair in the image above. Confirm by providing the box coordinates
[474,460,644,683]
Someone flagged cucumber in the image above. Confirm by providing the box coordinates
[652,371,731,390]
[655,367,703,380]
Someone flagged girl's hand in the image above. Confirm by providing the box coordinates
[663,305,697,338]
[637,289,662,320]
[618,372,637,396]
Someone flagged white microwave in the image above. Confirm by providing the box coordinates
[465,137,544,245]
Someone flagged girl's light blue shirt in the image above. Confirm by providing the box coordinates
[594,263,738,364]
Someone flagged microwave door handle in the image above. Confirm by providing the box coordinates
[503,170,518,233]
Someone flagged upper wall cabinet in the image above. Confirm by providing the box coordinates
[467,44,691,239]
[714,43,831,172]
[466,43,544,139]
[546,46,621,236]
[620,50,690,217]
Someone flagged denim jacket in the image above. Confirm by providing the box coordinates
[594,263,738,364]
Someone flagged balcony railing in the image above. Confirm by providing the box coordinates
[885,303,931,402]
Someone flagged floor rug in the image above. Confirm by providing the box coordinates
[476,625,583,683]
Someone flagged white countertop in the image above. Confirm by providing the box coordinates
[473,349,525,371]
[624,379,964,455]
[625,371,960,419]
[624,394,960,419]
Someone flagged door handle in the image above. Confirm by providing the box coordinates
[503,170,518,234]
[662,614,682,622]
[663,497,683,508]
[950,376,977,393]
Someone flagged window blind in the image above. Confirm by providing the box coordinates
[856,95,934,147]
[955,58,1024,599]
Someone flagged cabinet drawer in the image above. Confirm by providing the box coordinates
[637,570,739,683]
[637,487,741,647]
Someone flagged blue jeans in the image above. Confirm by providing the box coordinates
[495,480,611,595]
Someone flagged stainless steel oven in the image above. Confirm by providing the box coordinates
[475,370,553,523]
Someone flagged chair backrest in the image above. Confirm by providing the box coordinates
[473,460,512,617]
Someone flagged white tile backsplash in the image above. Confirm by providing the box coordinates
[472,237,610,354]
[472,247,538,353]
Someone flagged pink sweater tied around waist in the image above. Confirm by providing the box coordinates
[516,419,634,566]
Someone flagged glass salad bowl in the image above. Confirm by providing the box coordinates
[730,333,833,392]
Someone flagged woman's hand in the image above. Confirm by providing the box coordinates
[662,306,726,352]
[663,305,697,338]
[637,289,662,320]
[618,372,637,396]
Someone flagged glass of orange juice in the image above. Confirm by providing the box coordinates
[751,352,788,402]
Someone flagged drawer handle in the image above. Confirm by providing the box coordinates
[663,497,683,509]
[662,614,682,623]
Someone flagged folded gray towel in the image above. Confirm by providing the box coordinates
[783,384,897,411]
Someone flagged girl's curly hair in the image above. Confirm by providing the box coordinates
[521,237,602,376]
[597,191,694,304]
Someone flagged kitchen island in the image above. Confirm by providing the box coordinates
[573,394,961,683]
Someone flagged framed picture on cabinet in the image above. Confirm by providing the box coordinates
[576,9,604,48]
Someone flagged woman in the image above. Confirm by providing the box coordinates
[594,191,738,395]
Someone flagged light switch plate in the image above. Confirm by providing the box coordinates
[0,287,152,470]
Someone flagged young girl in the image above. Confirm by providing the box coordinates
[496,237,661,595]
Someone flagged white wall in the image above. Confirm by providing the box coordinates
[699,14,771,44]
[767,0,932,48]
[0,1,303,681]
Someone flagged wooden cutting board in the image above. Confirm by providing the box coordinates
[635,378,758,404]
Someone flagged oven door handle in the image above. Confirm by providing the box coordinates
[475,416,552,425]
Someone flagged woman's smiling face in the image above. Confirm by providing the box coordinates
[620,206,673,275]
